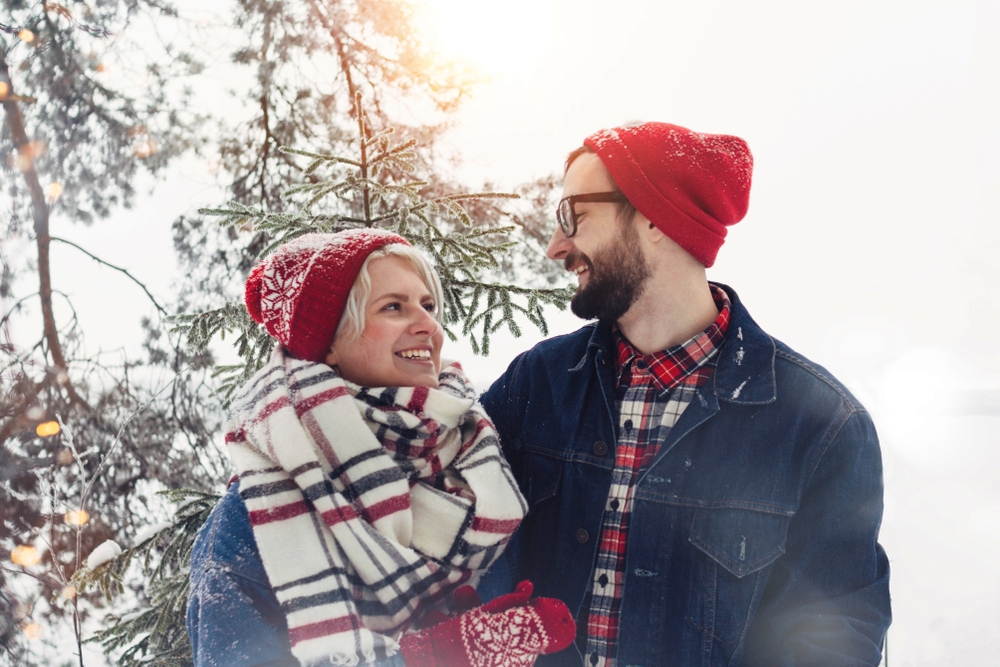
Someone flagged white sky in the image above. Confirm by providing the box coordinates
[12,0,999,663]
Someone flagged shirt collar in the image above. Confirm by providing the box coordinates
[614,285,731,391]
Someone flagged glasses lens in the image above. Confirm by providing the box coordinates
[557,199,575,237]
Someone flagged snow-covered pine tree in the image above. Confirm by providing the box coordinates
[76,95,572,666]
[1,3,209,664]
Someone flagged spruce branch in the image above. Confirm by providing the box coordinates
[75,489,220,667]
[183,95,572,400]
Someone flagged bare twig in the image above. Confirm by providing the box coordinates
[50,237,168,317]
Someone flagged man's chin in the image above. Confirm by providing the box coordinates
[571,292,615,322]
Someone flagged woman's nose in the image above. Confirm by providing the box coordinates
[408,307,438,335]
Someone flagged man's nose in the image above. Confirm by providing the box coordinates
[546,226,572,260]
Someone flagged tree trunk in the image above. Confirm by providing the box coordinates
[1,49,86,409]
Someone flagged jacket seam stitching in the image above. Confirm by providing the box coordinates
[803,407,860,490]
[773,348,862,409]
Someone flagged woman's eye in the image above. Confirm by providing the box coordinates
[423,302,436,313]
[382,302,401,312]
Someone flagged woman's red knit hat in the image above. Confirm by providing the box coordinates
[244,229,409,362]
[583,122,753,267]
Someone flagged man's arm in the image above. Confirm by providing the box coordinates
[744,410,891,666]
[476,352,529,603]
[478,351,526,450]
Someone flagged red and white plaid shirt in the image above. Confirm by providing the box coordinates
[580,286,730,667]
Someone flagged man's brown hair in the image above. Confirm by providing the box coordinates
[565,146,637,226]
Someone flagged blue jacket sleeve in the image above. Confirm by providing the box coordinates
[743,410,891,666]
[186,482,406,667]
[476,353,529,604]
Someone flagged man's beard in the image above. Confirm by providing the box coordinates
[568,226,651,322]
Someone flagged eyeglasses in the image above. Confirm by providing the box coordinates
[556,191,628,238]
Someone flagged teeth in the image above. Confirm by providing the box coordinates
[573,265,587,276]
[398,349,431,360]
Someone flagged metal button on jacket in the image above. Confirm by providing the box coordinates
[592,440,608,456]
[575,528,589,544]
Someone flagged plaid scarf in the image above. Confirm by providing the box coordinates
[224,347,527,666]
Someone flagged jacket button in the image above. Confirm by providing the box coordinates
[575,528,589,544]
[592,440,608,456]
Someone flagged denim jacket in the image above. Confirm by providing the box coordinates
[186,480,406,667]
[478,283,891,667]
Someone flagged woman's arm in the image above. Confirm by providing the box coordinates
[186,482,406,667]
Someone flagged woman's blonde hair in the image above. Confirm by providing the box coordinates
[332,244,444,343]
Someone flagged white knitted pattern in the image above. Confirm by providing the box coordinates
[460,605,549,667]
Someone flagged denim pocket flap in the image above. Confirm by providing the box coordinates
[689,507,790,578]
[521,451,562,507]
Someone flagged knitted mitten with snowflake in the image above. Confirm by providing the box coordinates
[400,580,576,667]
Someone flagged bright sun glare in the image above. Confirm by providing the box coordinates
[412,0,553,75]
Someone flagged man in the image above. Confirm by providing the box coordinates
[478,122,891,667]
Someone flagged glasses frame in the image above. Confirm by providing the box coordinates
[556,191,629,238]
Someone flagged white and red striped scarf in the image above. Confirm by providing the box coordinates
[224,347,527,666]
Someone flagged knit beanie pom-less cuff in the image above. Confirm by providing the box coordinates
[583,122,753,268]
[244,229,409,362]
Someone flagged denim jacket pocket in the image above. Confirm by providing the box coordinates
[520,447,563,508]
[687,506,792,656]
[689,506,790,578]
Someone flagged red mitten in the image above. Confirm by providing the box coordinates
[452,585,483,614]
[400,581,576,667]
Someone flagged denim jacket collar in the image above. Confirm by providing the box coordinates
[568,282,776,405]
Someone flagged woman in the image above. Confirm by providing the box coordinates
[186,230,574,667]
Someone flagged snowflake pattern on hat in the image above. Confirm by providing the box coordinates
[260,253,308,345]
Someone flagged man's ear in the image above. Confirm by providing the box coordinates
[638,212,666,244]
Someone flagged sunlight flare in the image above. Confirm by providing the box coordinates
[412,0,553,75]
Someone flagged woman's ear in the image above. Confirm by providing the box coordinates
[324,342,339,367]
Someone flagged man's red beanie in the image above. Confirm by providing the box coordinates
[583,122,752,267]
[244,229,409,362]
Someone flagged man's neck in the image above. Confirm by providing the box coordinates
[616,278,719,355]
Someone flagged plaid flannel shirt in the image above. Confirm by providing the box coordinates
[580,286,731,667]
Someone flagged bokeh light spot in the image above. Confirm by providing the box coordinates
[11,545,41,567]
[65,510,89,526]
[46,182,63,202]
[36,421,60,437]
